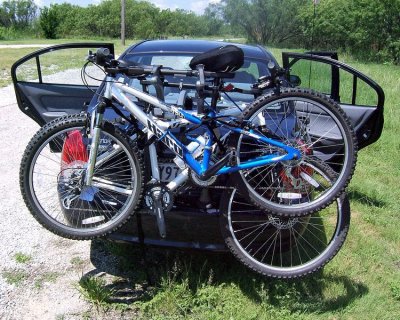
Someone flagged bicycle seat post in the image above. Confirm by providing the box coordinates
[195,64,206,115]
[150,65,165,102]
[210,76,222,111]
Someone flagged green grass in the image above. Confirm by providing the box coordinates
[13,252,32,264]
[0,47,35,87]
[78,276,115,307]
[2,269,29,286]
[34,271,60,289]
[70,256,86,269]
[81,242,379,319]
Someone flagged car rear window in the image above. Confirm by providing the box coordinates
[122,53,270,108]
[150,56,193,70]
[125,53,268,85]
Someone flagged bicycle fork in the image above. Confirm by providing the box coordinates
[85,77,113,187]
[84,100,106,186]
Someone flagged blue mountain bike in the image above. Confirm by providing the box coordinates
[20,46,357,241]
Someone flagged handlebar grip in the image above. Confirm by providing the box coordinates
[96,47,112,66]
[126,66,146,76]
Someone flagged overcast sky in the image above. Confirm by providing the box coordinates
[28,0,221,13]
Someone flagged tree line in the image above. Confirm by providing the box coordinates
[0,0,228,40]
[218,0,400,64]
[1,0,399,64]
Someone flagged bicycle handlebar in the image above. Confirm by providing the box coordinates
[87,47,282,96]
[118,66,235,79]
[88,47,235,79]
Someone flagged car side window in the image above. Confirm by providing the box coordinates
[232,60,268,89]
[15,56,39,83]
[15,47,105,86]
[236,60,259,80]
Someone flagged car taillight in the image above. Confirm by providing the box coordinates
[62,130,88,165]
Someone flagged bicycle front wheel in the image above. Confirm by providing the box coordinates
[230,88,357,217]
[20,114,143,240]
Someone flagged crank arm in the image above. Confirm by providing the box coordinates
[154,198,166,238]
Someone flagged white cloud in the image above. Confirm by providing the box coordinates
[10,0,220,13]
[189,1,211,13]
[33,0,44,6]
[149,0,175,10]
[147,0,221,13]
[32,0,100,8]
[34,0,58,6]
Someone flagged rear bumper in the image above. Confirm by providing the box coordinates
[108,208,227,252]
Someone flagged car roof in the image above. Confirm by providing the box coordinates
[124,39,274,61]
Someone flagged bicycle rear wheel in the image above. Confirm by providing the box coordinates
[230,88,357,217]
[219,188,351,278]
[20,114,143,240]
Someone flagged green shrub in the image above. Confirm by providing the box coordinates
[388,41,400,65]
[39,6,59,39]
[0,26,20,40]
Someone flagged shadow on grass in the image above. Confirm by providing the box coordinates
[348,189,386,208]
[82,239,368,314]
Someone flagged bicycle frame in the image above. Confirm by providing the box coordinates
[86,76,301,190]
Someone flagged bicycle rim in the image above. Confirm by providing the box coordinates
[223,188,350,277]
[27,125,139,235]
[236,94,354,215]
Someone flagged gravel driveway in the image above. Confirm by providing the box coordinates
[0,85,108,319]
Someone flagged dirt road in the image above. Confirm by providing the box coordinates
[0,85,101,319]
[0,44,51,49]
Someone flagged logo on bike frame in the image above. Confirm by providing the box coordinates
[146,119,184,158]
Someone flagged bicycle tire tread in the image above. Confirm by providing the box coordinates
[232,87,358,218]
[19,114,144,240]
[219,187,351,278]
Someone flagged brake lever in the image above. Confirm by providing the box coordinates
[86,50,96,63]
[253,63,287,91]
